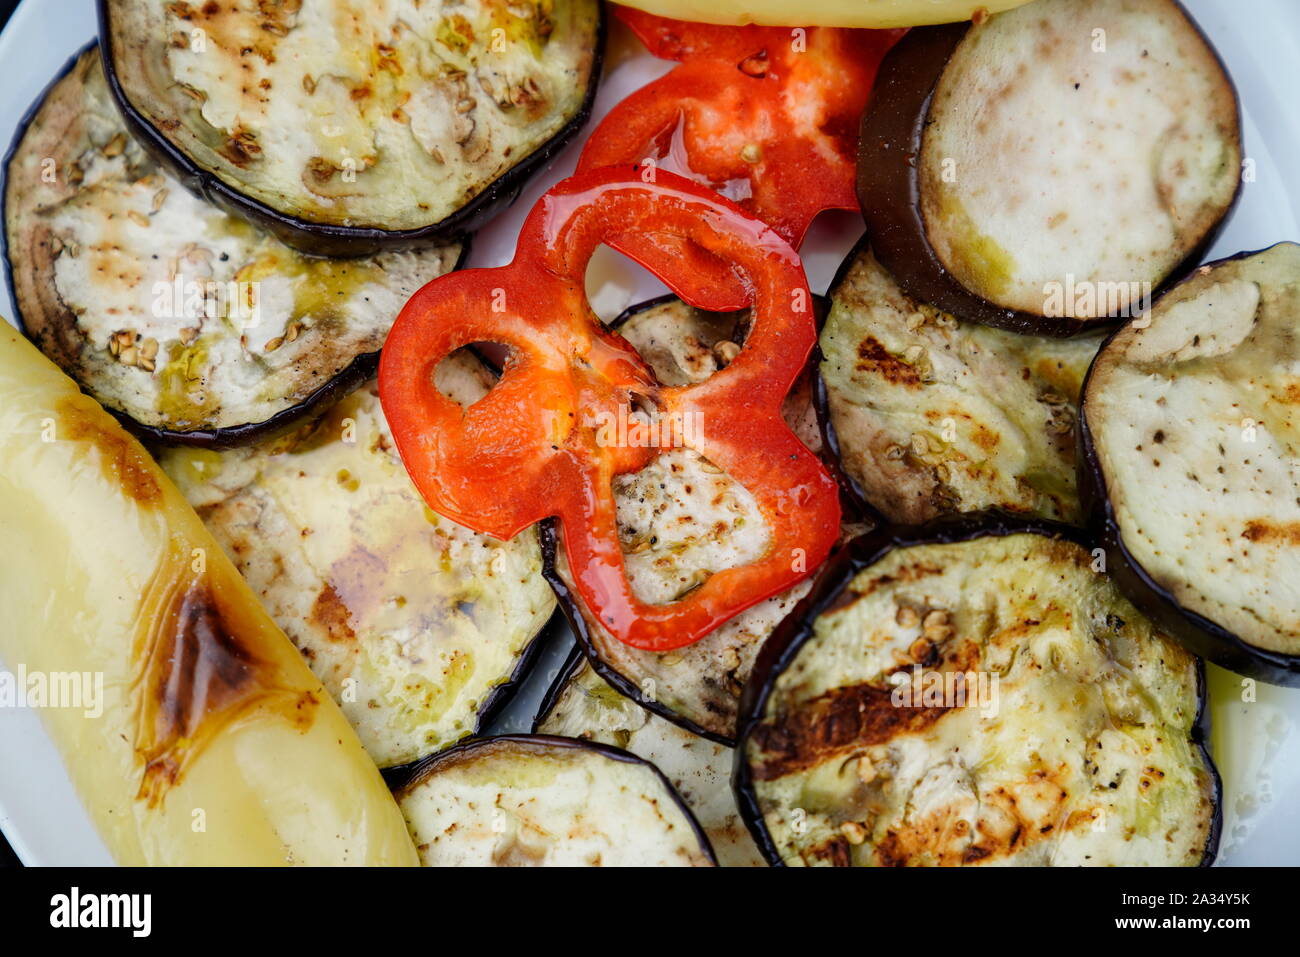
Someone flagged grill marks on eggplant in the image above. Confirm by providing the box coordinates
[820,244,1104,523]
[1083,243,1300,672]
[738,527,1218,867]
[3,49,463,441]
[534,649,766,866]
[395,735,716,866]
[860,0,1240,332]
[102,0,601,240]
[546,297,848,743]
[159,357,556,767]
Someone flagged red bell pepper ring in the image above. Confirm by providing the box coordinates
[379,166,841,651]
[578,7,904,310]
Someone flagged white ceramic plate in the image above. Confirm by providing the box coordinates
[1,0,1297,866]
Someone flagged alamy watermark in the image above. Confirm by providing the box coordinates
[1042,274,1152,320]
[151,274,261,330]
[50,887,150,937]
[584,406,704,449]
[889,666,1000,718]
[0,666,103,718]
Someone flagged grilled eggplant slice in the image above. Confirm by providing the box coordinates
[543,296,862,744]
[858,0,1241,334]
[159,355,556,767]
[818,241,1106,523]
[1081,243,1300,685]
[736,517,1219,867]
[100,0,602,254]
[395,734,716,866]
[3,48,465,445]
[534,647,765,866]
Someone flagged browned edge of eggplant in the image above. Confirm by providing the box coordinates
[1,43,92,340]
[1077,243,1300,686]
[731,511,1221,867]
[856,3,1242,338]
[387,732,719,864]
[537,292,853,748]
[0,48,475,450]
[95,1,606,258]
[810,231,900,524]
[0,43,93,324]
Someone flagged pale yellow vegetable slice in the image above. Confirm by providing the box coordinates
[0,322,417,866]
[613,0,1035,28]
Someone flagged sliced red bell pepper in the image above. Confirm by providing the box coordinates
[379,166,841,651]
[578,7,904,310]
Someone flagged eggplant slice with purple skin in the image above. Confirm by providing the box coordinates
[99,0,603,256]
[542,295,870,746]
[158,355,557,768]
[734,515,1220,867]
[817,239,1107,524]
[858,0,1241,336]
[3,47,465,447]
[394,734,717,866]
[534,646,766,866]
[1080,242,1300,686]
